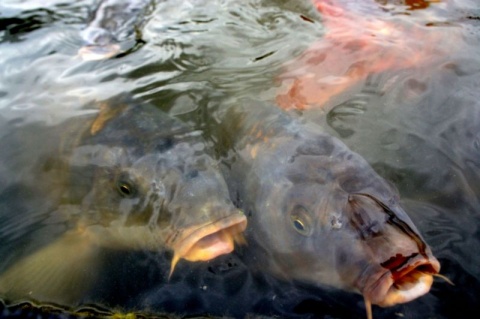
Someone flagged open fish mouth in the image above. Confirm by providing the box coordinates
[167,211,247,276]
[363,253,441,307]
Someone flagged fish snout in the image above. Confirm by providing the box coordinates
[78,27,120,61]
[78,44,121,61]
[168,203,247,257]
[346,193,441,306]
[165,204,247,277]
[363,252,440,307]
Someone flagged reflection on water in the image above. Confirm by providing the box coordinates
[1,0,480,318]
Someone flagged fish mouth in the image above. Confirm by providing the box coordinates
[363,253,440,307]
[166,210,247,276]
[77,44,121,61]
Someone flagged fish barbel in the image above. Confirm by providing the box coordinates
[220,99,440,317]
[0,96,246,304]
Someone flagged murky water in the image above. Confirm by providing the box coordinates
[1,0,480,318]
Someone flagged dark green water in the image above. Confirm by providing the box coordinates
[1,0,480,318]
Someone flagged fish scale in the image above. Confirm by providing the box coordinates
[0,96,246,305]
[218,98,441,318]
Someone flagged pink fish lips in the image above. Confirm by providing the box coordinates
[165,211,247,277]
[363,253,441,307]
[78,44,121,61]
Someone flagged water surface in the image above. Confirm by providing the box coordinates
[1,0,479,318]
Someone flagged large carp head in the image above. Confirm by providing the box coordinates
[228,111,439,309]
[64,100,246,274]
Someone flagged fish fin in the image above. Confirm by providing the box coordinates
[90,102,127,135]
[0,231,101,305]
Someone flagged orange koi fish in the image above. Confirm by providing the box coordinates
[276,0,451,111]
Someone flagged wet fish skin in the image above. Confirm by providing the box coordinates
[276,0,457,111]
[221,99,439,309]
[0,96,246,305]
[78,0,152,60]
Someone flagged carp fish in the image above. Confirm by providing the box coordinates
[0,96,246,305]
[78,0,152,60]
[276,0,456,111]
[220,99,441,319]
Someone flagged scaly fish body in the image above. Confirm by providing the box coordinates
[276,0,455,110]
[221,100,439,313]
[0,97,246,304]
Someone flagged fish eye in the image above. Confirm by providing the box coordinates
[289,205,313,236]
[116,180,136,198]
[293,219,306,231]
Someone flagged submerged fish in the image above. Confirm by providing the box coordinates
[276,0,456,110]
[78,0,152,61]
[220,100,441,318]
[0,97,246,305]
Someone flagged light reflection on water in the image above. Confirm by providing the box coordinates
[0,0,479,318]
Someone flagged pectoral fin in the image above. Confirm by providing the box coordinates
[0,231,101,305]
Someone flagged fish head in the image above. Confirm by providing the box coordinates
[143,140,247,269]
[65,101,246,269]
[77,27,121,61]
[242,129,439,307]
